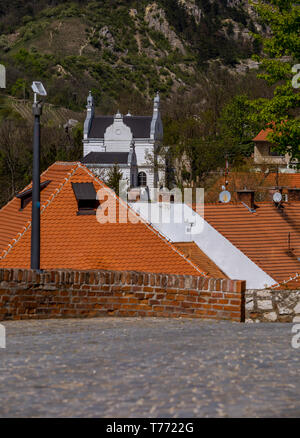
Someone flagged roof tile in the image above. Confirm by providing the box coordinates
[194,201,300,284]
[0,162,202,276]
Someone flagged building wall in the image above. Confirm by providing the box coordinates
[246,289,300,322]
[84,139,156,167]
[254,142,289,166]
[104,116,132,152]
[83,140,105,157]
[87,166,154,193]
[88,166,131,183]
[0,268,245,322]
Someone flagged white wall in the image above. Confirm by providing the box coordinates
[87,166,131,184]
[130,202,276,289]
[134,141,154,166]
[104,117,133,152]
[83,140,105,157]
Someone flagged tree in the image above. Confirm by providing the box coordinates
[0,118,85,208]
[217,94,261,162]
[250,0,300,161]
[0,120,32,205]
[11,78,29,100]
[106,163,123,195]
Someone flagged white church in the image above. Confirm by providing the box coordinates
[82,91,165,199]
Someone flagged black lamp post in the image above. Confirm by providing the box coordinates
[31,81,47,271]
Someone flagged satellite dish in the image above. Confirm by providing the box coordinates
[219,190,231,203]
[273,191,282,203]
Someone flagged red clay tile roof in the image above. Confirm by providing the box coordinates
[278,173,300,188]
[194,202,300,285]
[253,128,273,142]
[207,172,300,203]
[0,162,78,254]
[0,162,203,276]
[271,273,300,289]
[253,120,287,142]
[173,242,227,278]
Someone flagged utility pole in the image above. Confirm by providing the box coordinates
[225,153,229,189]
[31,82,47,271]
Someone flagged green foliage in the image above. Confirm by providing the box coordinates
[148,30,171,52]
[106,164,123,195]
[0,0,281,202]
[0,118,84,207]
[11,79,29,99]
[0,0,263,111]
[183,138,225,184]
[13,48,55,78]
[161,0,254,65]
[20,20,50,41]
[164,116,224,185]
[0,97,23,121]
[249,0,300,162]
[218,95,260,160]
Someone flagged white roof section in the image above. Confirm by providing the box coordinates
[130,202,276,289]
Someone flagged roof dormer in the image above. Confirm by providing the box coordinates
[16,180,51,211]
[71,182,99,215]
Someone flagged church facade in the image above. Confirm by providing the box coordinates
[82,92,164,199]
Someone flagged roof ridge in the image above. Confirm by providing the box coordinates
[0,162,80,261]
[84,151,129,156]
[78,163,207,277]
[270,272,300,289]
[0,162,76,216]
[94,115,114,118]
[94,115,152,118]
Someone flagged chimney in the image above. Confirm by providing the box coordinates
[236,189,255,209]
[288,188,300,202]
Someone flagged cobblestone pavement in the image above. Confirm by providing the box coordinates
[0,318,299,418]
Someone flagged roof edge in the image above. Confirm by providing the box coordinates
[0,162,80,261]
[78,163,207,277]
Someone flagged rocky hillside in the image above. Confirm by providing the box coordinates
[0,0,263,112]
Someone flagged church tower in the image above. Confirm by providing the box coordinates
[83,91,94,141]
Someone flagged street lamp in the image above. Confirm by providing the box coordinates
[31,81,47,271]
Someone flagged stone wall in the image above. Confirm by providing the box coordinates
[0,268,245,322]
[246,289,300,323]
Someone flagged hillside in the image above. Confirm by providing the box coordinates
[0,95,84,126]
[0,0,263,112]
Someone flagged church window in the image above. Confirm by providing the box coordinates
[138,172,147,187]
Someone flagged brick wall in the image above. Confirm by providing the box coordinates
[0,268,245,322]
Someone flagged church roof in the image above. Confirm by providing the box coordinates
[82,152,129,165]
[123,116,152,138]
[89,115,152,139]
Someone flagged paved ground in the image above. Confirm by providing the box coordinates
[0,318,299,418]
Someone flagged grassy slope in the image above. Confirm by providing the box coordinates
[2,95,84,125]
[0,0,260,112]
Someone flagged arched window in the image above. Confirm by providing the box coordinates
[138,172,147,187]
